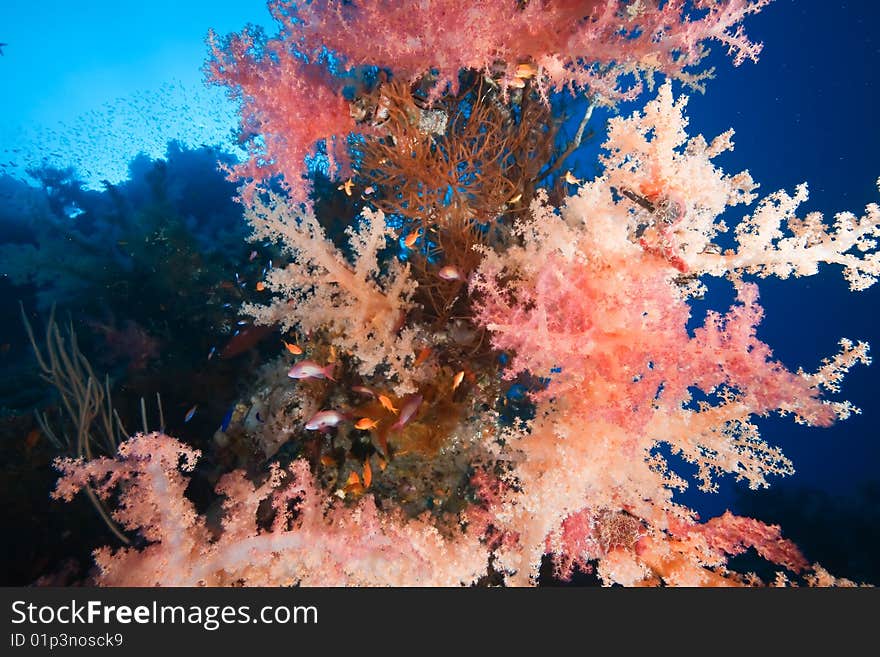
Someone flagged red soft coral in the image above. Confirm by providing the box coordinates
[206,27,354,203]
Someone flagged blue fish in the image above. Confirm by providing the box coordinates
[220,406,234,432]
[184,405,198,423]
[207,346,216,360]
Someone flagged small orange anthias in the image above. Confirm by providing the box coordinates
[354,417,379,430]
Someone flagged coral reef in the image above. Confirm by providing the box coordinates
[53,433,489,586]
[44,1,879,586]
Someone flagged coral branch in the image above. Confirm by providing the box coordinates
[53,434,489,586]
[243,193,418,389]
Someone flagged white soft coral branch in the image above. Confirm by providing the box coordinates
[243,193,419,389]
[597,83,880,290]
[694,182,880,290]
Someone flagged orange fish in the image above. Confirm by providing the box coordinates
[354,417,379,430]
[452,370,465,391]
[414,346,432,367]
[281,340,303,355]
[320,454,337,467]
[341,471,365,495]
[363,459,372,488]
[377,456,387,471]
[515,62,538,79]
[404,231,420,248]
[337,178,354,196]
[378,394,398,414]
[256,281,266,291]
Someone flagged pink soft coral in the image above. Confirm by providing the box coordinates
[284,0,768,97]
[206,27,354,203]
[53,433,488,586]
[470,83,873,584]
